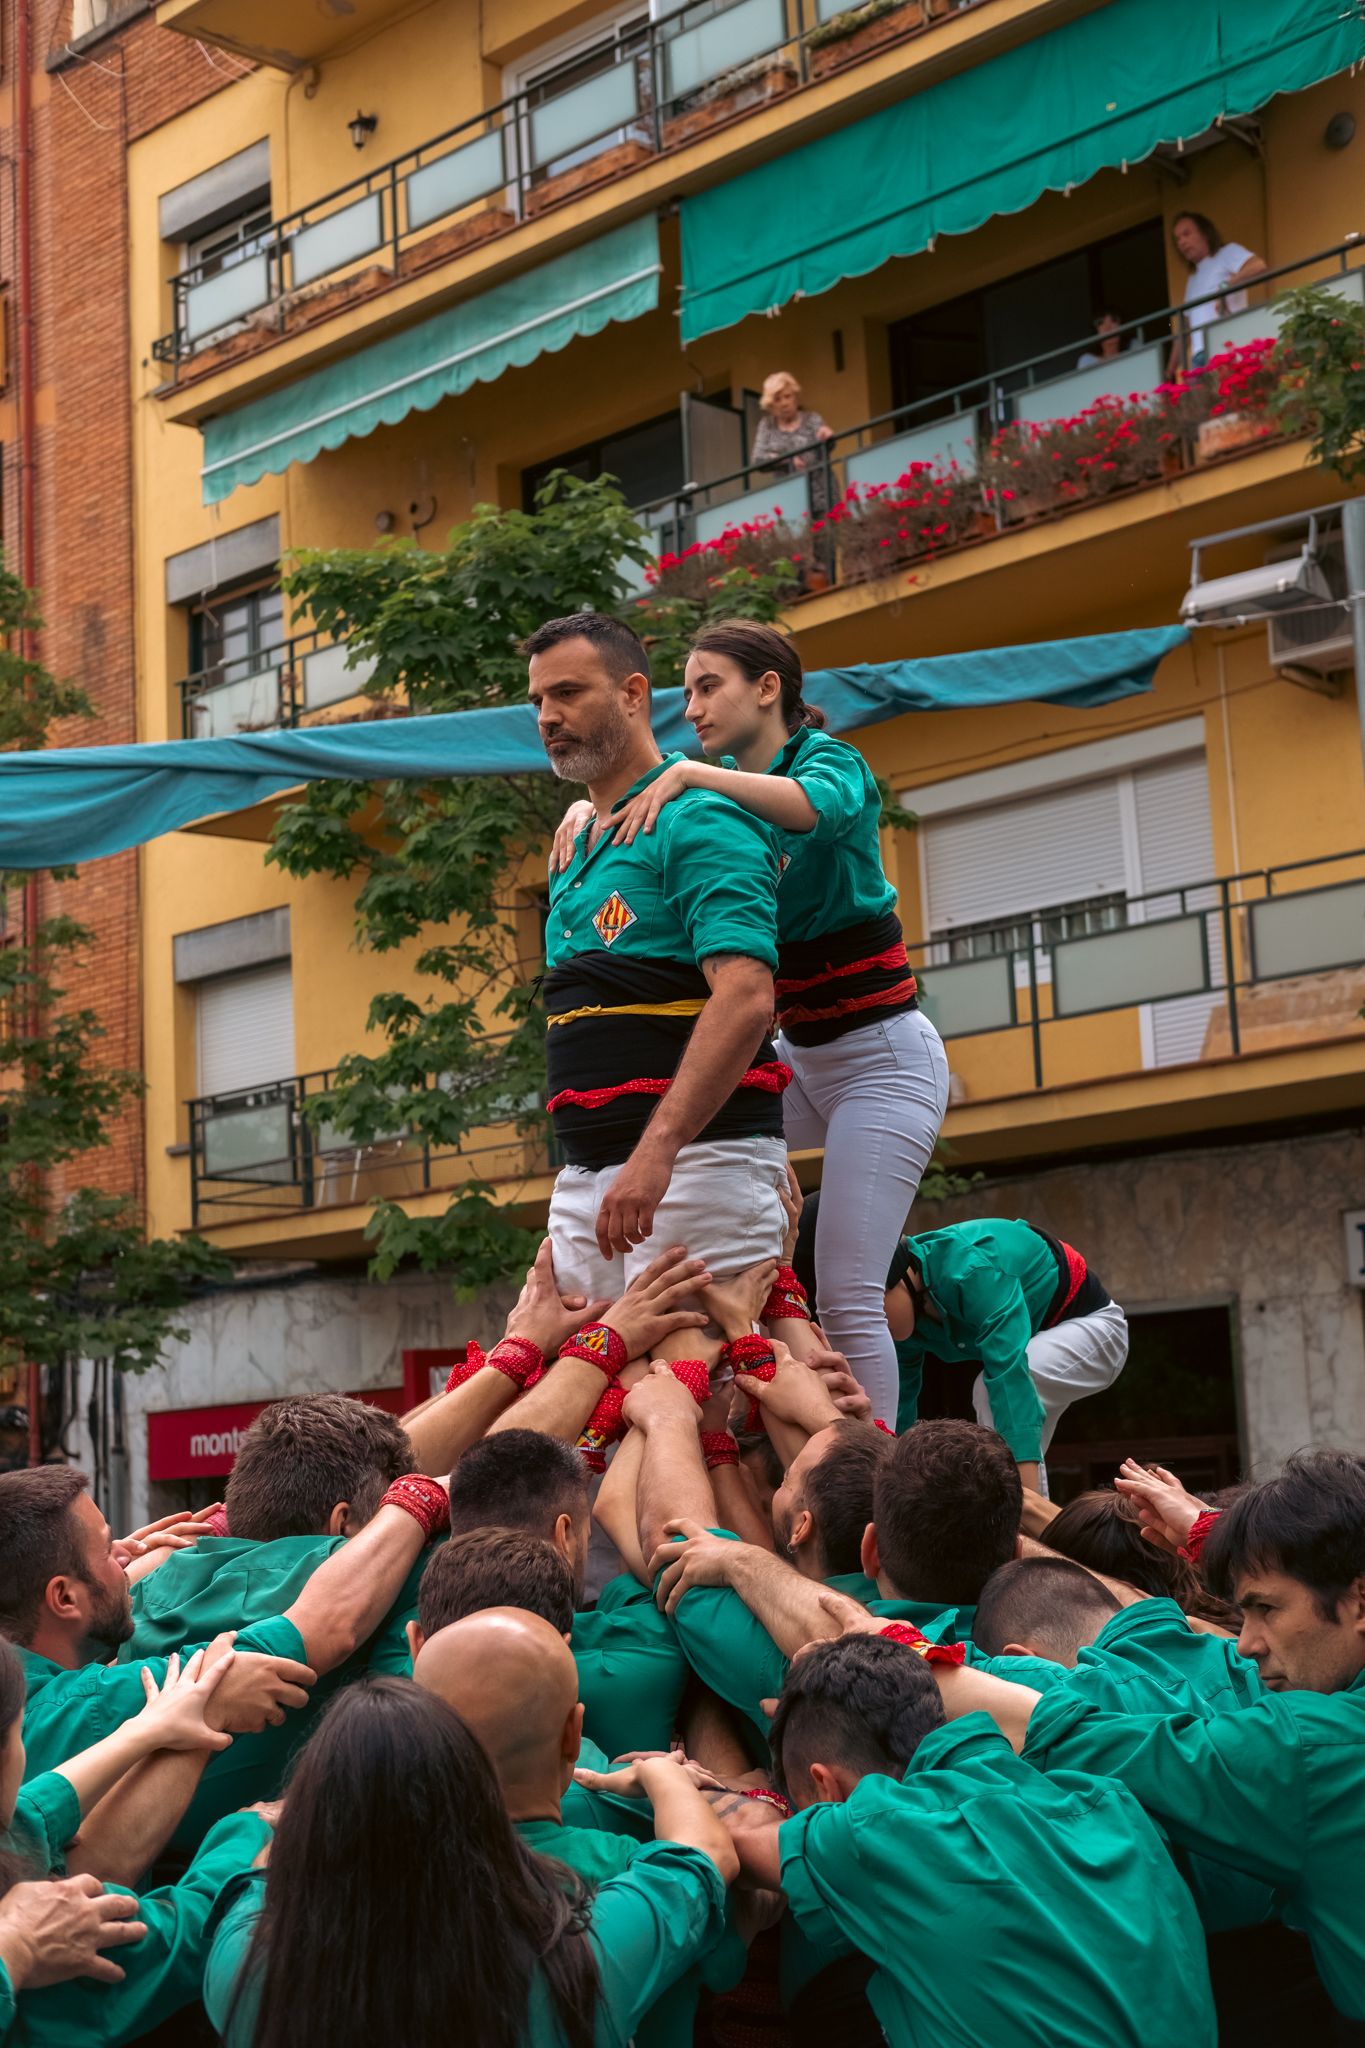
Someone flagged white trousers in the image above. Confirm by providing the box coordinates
[779,1008,950,1428]
[548,1134,789,1300]
[972,1299,1130,1467]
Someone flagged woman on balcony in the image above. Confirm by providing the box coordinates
[751,372,834,528]
[553,621,948,1428]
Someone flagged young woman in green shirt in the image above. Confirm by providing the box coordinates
[204,1675,736,2048]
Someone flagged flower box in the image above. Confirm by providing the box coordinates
[524,139,655,217]
[1195,412,1272,463]
[399,207,515,279]
[661,63,797,149]
[810,1,925,80]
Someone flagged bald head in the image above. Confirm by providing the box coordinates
[414,1607,582,1812]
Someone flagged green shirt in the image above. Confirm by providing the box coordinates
[1024,1668,1365,2018]
[758,727,895,944]
[12,1809,269,2048]
[20,1614,309,1854]
[780,1715,1216,2047]
[204,1839,728,2048]
[7,1769,80,1879]
[546,755,779,974]
[574,1574,692,1759]
[894,1220,1057,1460]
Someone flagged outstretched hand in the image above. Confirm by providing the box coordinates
[701,1259,778,1343]
[610,761,698,846]
[549,799,595,874]
[136,1647,235,1753]
[1114,1458,1208,1552]
[504,1237,609,1357]
[600,1245,711,1359]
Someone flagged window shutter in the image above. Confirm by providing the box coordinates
[196,961,295,1096]
[1132,756,1220,1066]
[923,779,1126,931]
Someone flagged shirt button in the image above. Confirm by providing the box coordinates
[573,881,582,890]
[563,928,573,938]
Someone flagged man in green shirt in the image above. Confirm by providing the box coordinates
[527,611,787,1283]
[736,1633,1216,2048]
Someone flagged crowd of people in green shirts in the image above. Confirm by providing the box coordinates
[1,1225,1363,2048]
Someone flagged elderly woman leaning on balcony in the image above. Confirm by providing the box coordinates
[750,371,835,537]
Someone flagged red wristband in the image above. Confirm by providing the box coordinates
[873,1418,896,1437]
[763,1264,811,1324]
[1182,1507,1220,1562]
[205,1506,230,1538]
[576,1382,628,1473]
[669,1358,711,1408]
[380,1475,450,1542]
[725,1335,776,1433]
[445,1341,485,1393]
[740,1786,792,1816]
[559,1323,629,1377]
[487,1335,545,1390]
[879,1620,966,1667]
[701,1430,740,1470]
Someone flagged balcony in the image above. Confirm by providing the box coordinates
[911,846,1365,1168]
[153,0,992,374]
[630,239,1363,607]
[179,627,381,739]
[156,0,423,71]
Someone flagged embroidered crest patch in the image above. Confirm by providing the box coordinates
[777,854,792,880]
[593,891,637,946]
[576,1325,612,1358]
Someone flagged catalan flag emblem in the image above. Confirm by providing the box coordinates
[578,1325,611,1357]
[592,891,637,946]
[778,854,791,880]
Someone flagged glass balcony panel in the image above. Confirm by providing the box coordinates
[1011,342,1167,426]
[844,417,979,491]
[528,63,639,170]
[301,641,378,711]
[1203,267,1364,360]
[1052,914,1208,1019]
[188,664,281,738]
[694,476,808,546]
[406,130,506,231]
[201,1100,294,1181]
[663,0,788,101]
[183,251,272,344]
[914,954,1015,1039]
[290,193,385,289]
[1249,879,1365,981]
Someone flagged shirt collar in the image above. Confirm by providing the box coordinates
[609,751,684,815]
[765,729,813,777]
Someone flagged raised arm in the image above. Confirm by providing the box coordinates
[626,1368,718,1562]
[573,1754,739,1884]
[284,1483,444,1673]
[650,1520,857,1657]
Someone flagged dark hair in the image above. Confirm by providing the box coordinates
[802,1420,893,1577]
[418,1528,575,1640]
[873,1421,1021,1605]
[689,620,825,735]
[1173,211,1224,264]
[972,1556,1119,1662]
[0,1640,41,1895]
[224,1395,414,1543]
[522,612,650,686]
[0,1467,89,1645]
[449,1430,590,1543]
[1094,307,1120,326]
[239,1678,597,2048]
[1046,1489,1233,1624]
[1202,1451,1365,1620]
[770,1636,944,1804]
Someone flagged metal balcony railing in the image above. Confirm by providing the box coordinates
[178,627,379,738]
[153,0,983,367]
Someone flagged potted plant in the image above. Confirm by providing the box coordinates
[524,136,657,216]
[808,0,925,80]
[1266,282,1365,481]
[661,52,797,149]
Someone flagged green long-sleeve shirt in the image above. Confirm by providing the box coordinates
[1023,1669,1365,2018]
[204,1839,728,2047]
[779,1715,1216,2047]
[19,1614,308,1853]
[10,1808,269,2047]
[894,1220,1061,1460]
[573,1574,692,1758]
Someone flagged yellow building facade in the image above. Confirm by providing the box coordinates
[123,0,1365,1514]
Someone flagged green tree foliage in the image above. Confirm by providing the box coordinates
[0,563,230,1391]
[1269,284,1365,482]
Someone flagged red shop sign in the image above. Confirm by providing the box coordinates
[146,1386,408,1482]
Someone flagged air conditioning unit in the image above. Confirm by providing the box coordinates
[1266,528,1352,676]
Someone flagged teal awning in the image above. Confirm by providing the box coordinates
[0,627,1185,868]
[678,0,1364,342]
[200,217,662,504]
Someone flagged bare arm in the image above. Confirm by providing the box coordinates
[405,1370,518,1472]
[285,1500,431,1673]
[613,762,818,843]
[66,1749,212,1889]
[709,1461,774,1551]
[572,1755,738,1884]
[626,1371,717,1562]
[650,1522,852,1656]
[594,1427,649,1583]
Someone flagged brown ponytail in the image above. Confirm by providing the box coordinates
[689,620,826,735]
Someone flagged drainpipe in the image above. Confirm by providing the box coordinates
[1340,498,1365,795]
[16,0,42,1466]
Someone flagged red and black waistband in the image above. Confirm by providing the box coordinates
[543,955,787,1168]
[1034,1228,1112,1326]
[775,910,917,1047]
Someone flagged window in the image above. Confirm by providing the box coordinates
[512,8,652,188]
[185,204,273,283]
[521,407,686,512]
[943,892,1128,963]
[189,580,285,688]
[196,960,295,1099]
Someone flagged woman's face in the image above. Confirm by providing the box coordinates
[0,1716,25,1830]
[683,649,774,756]
[767,378,800,420]
[1173,216,1209,265]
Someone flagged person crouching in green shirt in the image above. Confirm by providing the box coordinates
[204,1675,738,2048]
[735,1634,1216,2048]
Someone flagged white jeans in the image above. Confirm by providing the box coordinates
[549,1135,789,1300]
[779,1009,950,1427]
[972,1299,1130,1474]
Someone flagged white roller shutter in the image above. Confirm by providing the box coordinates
[923,778,1126,931]
[1131,756,1220,1067]
[196,961,295,1096]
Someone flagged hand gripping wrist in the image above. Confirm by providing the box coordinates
[763,1264,811,1325]
[879,1620,965,1667]
[724,1335,776,1433]
[576,1383,628,1474]
[380,1476,450,1543]
[701,1430,740,1471]
[1182,1507,1220,1563]
[560,1322,629,1377]
[668,1358,711,1408]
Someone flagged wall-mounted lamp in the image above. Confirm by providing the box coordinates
[1324,111,1356,151]
[349,110,379,151]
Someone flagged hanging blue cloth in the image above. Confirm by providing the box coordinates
[0,627,1185,870]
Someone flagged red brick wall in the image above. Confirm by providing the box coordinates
[4,3,239,1214]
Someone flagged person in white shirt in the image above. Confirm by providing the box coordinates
[1172,211,1266,365]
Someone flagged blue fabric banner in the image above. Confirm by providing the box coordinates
[0,627,1186,870]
